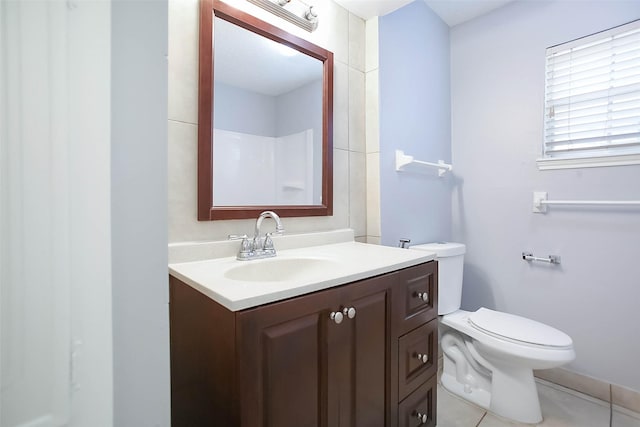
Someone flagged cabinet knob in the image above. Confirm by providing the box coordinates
[342,306,356,319]
[416,353,429,364]
[330,311,344,324]
[415,412,428,424]
[416,292,429,303]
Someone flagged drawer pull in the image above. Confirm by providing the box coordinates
[329,311,344,324]
[415,412,428,424]
[416,292,429,303]
[416,353,429,364]
[342,306,356,319]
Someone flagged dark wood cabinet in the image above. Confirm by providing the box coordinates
[389,262,439,427]
[398,376,437,427]
[398,320,438,401]
[170,260,438,427]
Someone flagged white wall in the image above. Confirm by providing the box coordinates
[451,0,640,391]
[111,1,170,425]
[214,82,278,136]
[168,0,367,243]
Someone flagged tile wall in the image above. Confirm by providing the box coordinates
[365,17,381,245]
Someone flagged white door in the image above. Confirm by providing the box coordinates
[1,1,113,426]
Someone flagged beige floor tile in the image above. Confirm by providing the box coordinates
[613,406,640,427]
[477,412,529,427]
[537,382,610,427]
[437,378,616,427]
[474,381,610,427]
[437,384,486,427]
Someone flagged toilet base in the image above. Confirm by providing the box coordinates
[440,331,543,424]
[441,362,543,424]
[441,371,491,409]
[496,365,543,423]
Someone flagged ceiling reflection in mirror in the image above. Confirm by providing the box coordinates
[213,17,324,207]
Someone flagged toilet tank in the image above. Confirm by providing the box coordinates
[410,242,465,315]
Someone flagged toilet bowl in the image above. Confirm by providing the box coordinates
[410,243,575,424]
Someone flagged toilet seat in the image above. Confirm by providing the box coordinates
[468,308,573,348]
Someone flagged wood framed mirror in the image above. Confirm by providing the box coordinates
[198,0,333,220]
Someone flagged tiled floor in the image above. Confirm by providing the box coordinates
[437,379,640,427]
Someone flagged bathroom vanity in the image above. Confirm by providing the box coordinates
[169,241,438,427]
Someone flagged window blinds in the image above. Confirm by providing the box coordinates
[544,20,640,161]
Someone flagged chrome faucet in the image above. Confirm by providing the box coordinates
[229,211,284,261]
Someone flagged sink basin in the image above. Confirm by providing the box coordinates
[224,256,338,282]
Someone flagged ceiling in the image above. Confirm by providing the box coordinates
[332,0,414,21]
[215,17,322,96]
[333,0,514,26]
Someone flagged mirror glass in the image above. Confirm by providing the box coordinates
[213,17,323,206]
[198,0,334,220]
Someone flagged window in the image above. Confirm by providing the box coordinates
[539,20,640,170]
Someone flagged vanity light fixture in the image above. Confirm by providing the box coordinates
[247,0,319,32]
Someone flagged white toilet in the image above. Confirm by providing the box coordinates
[411,242,575,424]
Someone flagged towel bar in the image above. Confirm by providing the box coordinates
[522,252,561,264]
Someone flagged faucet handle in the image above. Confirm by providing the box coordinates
[229,234,253,256]
[263,233,275,251]
[241,238,253,253]
[228,234,248,241]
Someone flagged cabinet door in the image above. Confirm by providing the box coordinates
[237,288,337,427]
[335,275,392,427]
[351,289,389,426]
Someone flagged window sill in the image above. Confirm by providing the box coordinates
[537,154,640,171]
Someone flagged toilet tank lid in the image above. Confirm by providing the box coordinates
[410,242,466,257]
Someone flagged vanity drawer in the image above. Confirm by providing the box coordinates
[398,374,437,427]
[392,262,438,336]
[398,318,438,400]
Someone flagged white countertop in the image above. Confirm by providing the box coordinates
[169,241,436,311]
